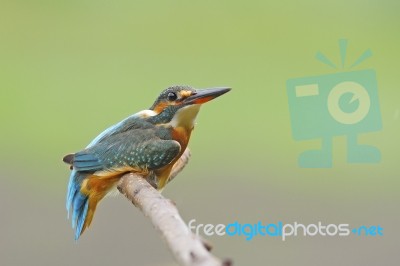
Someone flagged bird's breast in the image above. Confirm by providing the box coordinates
[171,126,192,152]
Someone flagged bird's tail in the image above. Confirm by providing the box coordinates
[66,170,119,240]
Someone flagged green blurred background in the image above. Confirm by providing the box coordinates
[1,0,399,265]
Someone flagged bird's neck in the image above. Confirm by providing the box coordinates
[148,104,201,130]
[167,104,201,130]
[163,105,201,149]
[152,105,201,188]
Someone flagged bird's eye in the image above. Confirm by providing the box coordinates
[167,92,178,101]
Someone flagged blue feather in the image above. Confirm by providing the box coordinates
[66,169,89,240]
[74,153,97,161]
[75,200,89,240]
[73,152,103,171]
[84,111,149,149]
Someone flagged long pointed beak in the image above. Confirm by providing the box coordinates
[183,87,231,105]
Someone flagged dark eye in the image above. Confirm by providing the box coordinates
[167,92,177,101]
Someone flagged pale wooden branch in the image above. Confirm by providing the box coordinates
[117,172,231,266]
[168,148,192,183]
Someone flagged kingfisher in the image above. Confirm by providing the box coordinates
[63,85,230,240]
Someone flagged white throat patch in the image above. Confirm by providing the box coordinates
[168,104,201,129]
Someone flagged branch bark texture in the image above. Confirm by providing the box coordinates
[117,173,231,266]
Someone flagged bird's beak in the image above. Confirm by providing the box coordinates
[183,87,231,105]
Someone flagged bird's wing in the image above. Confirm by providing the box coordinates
[85,110,157,149]
[66,128,181,173]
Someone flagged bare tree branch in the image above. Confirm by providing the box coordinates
[168,148,192,183]
[117,172,231,266]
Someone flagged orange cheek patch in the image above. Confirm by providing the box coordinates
[153,101,169,114]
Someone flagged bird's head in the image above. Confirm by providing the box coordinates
[148,85,231,129]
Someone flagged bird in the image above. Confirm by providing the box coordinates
[63,85,231,240]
